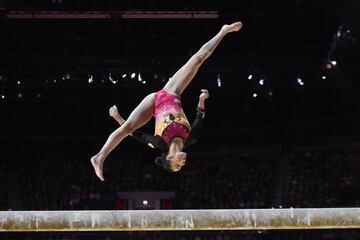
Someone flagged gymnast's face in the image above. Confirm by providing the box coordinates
[167,151,187,172]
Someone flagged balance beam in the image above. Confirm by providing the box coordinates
[1,208,360,232]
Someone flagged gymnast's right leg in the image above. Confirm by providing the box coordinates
[163,21,242,96]
[91,93,155,181]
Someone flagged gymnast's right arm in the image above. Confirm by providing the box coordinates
[109,105,167,150]
[131,131,167,150]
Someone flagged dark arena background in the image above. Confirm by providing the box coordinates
[1,0,360,239]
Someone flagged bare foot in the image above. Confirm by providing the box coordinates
[222,21,243,33]
[91,154,105,181]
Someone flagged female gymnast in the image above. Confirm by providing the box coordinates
[108,89,209,169]
[91,21,243,181]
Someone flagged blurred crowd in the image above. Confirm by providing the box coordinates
[283,142,360,208]
[18,147,276,210]
[2,139,360,239]
[15,140,360,211]
[0,162,6,210]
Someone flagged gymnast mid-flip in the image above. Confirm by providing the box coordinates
[91,21,243,181]
[108,88,209,166]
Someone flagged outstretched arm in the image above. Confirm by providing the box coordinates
[197,89,209,111]
[186,89,209,147]
[109,105,129,133]
[109,105,167,150]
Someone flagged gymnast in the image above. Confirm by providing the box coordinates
[108,89,209,168]
[91,21,243,181]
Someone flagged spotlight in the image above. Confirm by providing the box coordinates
[142,200,148,205]
[259,79,264,86]
[326,60,337,70]
[108,73,116,84]
[88,75,93,84]
[131,73,136,79]
[17,92,23,98]
[1,94,5,99]
[248,74,253,80]
[122,74,127,78]
[142,81,146,84]
[297,77,304,86]
[336,26,342,38]
[138,73,142,81]
[217,74,222,87]
[322,75,327,80]
[17,81,21,85]
[253,93,257,98]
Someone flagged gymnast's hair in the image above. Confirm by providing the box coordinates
[154,152,172,172]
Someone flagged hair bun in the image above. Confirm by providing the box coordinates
[154,157,163,166]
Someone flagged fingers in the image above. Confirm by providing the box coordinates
[109,105,118,112]
[109,105,119,117]
[200,89,210,98]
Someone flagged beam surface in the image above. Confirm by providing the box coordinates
[1,208,360,232]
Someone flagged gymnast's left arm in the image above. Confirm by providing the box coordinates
[185,89,209,147]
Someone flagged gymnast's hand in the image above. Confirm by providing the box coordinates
[199,89,210,101]
[109,105,126,125]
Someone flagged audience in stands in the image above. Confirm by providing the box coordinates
[283,143,360,208]
[19,148,277,210]
[0,162,7,210]
[2,139,360,239]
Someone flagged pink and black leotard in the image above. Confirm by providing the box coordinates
[153,89,191,144]
[130,89,205,150]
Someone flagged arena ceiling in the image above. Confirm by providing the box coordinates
[0,0,359,141]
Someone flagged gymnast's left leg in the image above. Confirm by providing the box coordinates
[163,21,242,96]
